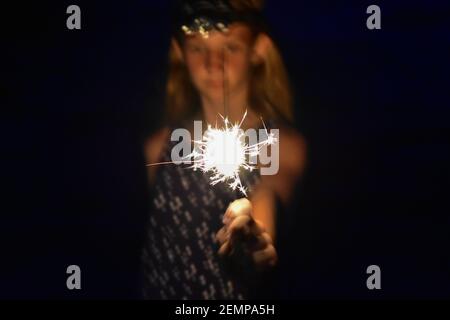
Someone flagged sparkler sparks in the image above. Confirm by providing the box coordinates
[184,110,276,196]
[146,111,277,196]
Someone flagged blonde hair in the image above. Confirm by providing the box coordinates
[165,0,293,124]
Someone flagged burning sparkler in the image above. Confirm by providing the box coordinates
[146,110,277,196]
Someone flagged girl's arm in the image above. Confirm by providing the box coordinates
[216,127,307,270]
[253,126,307,240]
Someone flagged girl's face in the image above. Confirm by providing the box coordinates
[182,23,254,105]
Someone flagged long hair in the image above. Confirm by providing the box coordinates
[165,0,293,125]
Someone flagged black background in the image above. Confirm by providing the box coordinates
[1,0,449,299]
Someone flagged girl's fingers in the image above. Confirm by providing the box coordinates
[228,215,252,243]
[226,217,269,255]
[215,226,228,244]
[228,215,264,242]
[218,235,278,270]
[244,232,273,252]
[224,198,252,222]
[252,244,278,268]
[218,240,231,256]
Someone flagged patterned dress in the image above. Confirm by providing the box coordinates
[140,124,265,300]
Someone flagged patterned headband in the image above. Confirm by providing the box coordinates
[174,0,266,39]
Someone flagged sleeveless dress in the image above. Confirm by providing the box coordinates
[140,121,274,300]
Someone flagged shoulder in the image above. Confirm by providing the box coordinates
[278,125,307,179]
[144,127,171,163]
[144,127,171,183]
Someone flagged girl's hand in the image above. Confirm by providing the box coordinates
[215,198,278,272]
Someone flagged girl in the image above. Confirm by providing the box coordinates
[141,0,306,299]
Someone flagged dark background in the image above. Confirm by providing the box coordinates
[1,0,449,299]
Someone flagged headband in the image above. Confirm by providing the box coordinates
[173,0,266,39]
